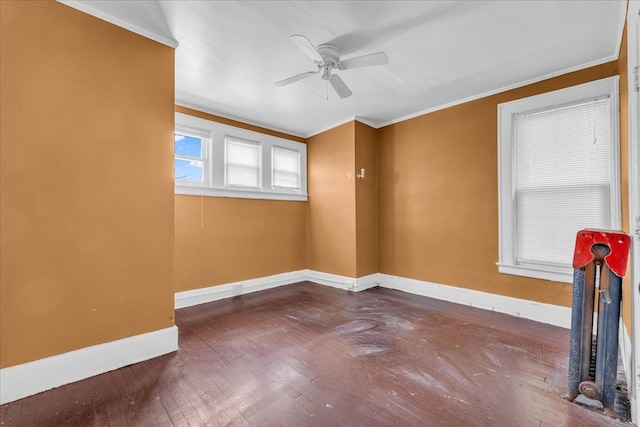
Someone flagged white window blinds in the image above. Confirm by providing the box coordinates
[272,146,301,190]
[225,137,260,188]
[514,98,612,267]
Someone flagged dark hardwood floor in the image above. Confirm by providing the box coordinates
[0,282,630,426]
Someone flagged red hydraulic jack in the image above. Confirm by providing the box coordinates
[566,229,631,418]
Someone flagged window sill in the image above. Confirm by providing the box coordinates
[175,184,308,201]
[496,262,573,283]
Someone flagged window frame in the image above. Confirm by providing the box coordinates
[497,76,620,283]
[173,127,210,187]
[271,145,302,191]
[224,136,262,190]
[174,112,307,201]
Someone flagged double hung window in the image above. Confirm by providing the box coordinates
[174,131,207,184]
[272,146,301,190]
[497,77,620,283]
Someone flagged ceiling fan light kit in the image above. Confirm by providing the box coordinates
[276,34,388,99]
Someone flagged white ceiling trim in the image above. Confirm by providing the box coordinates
[179,45,620,139]
[57,0,179,48]
[375,53,620,129]
[174,100,306,139]
[59,0,627,138]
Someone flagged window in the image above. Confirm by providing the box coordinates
[174,131,207,183]
[272,146,301,190]
[225,137,260,189]
[174,112,307,201]
[497,76,620,283]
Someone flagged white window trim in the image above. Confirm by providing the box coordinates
[497,76,621,283]
[175,112,307,201]
[174,126,210,188]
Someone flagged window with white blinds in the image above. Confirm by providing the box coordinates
[272,146,301,190]
[225,137,260,188]
[174,112,307,201]
[498,76,620,283]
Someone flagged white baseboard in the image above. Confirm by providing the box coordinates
[0,326,178,405]
[175,270,381,310]
[4,269,626,406]
[303,270,381,292]
[175,270,306,309]
[355,272,383,292]
[176,270,572,330]
[376,275,630,365]
[303,269,353,290]
[377,274,572,329]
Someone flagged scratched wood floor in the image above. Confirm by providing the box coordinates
[0,282,630,426]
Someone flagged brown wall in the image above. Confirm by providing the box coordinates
[174,197,306,292]
[0,1,176,368]
[175,114,377,288]
[355,122,379,277]
[378,61,624,308]
[175,106,306,143]
[173,107,306,292]
[306,122,357,277]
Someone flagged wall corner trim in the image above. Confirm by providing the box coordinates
[0,326,179,405]
[377,274,572,329]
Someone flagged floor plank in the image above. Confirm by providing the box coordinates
[0,282,631,426]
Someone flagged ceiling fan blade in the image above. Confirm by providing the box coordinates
[329,74,352,99]
[338,52,389,70]
[275,71,317,87]
[290,34,323,62]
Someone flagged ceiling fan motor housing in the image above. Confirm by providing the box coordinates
[317,44,340,79]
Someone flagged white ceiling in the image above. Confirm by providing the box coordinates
[61,1,626,138]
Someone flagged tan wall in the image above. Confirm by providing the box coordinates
[378,61,624,308]
[174,113,375,288]
[355,122,379,277]
[175,106,306,143]
[173,107,307,292]
[174,197,306,292]
[0,1,176,368]
[306,122,357,277]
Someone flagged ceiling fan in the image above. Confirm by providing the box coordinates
[276,34,389,99]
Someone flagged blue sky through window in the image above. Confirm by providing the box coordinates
[174,133,203,181]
